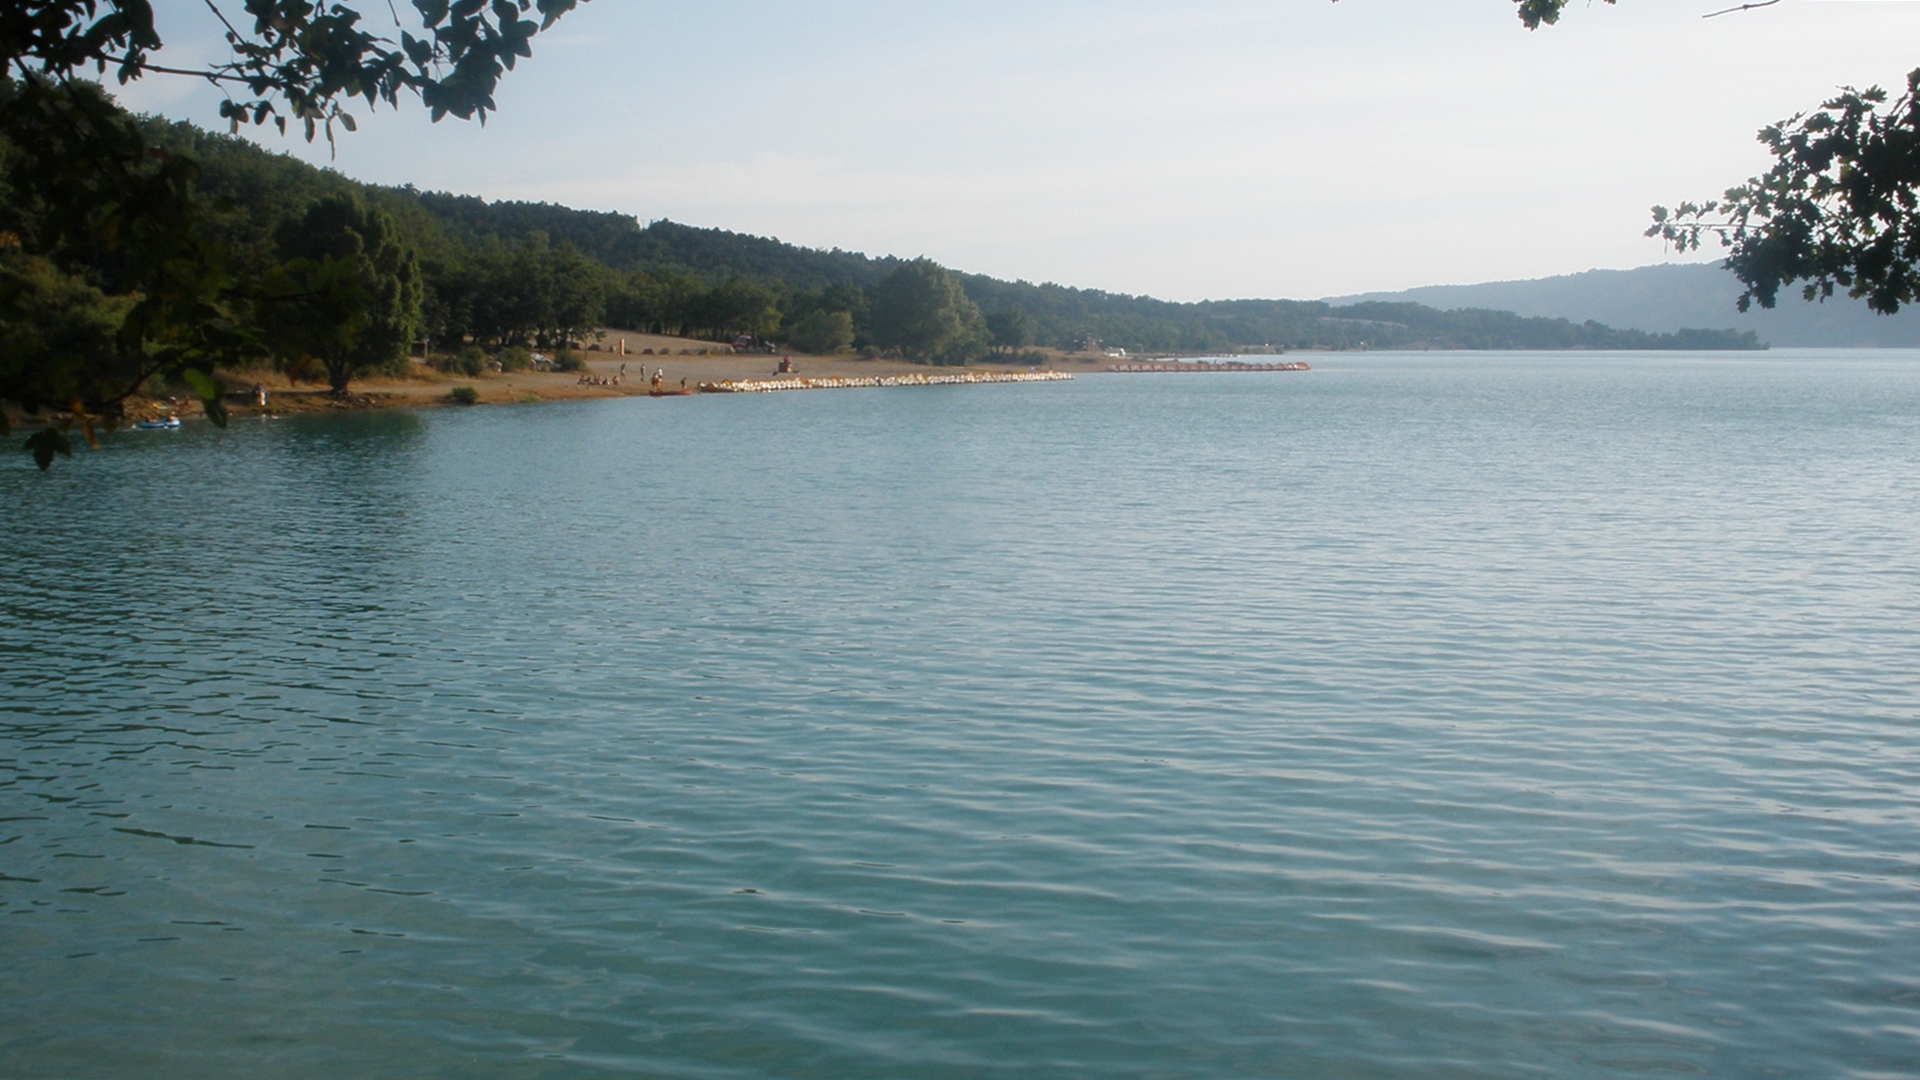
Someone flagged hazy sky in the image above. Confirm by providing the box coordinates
[118,0,1920,301]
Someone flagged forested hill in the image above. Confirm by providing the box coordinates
[410,197,906,289]
[144,115,1762,354]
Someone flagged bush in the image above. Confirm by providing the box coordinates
[787,309,855,355]
[497,346,534,373]
[449,385,479,405]
[552,348,588,373]
[432,345,487,377]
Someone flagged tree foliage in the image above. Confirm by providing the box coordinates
[986,308,1035,355]
[430,236,605,348]
[151,115,1766,355]
[868,258,987,365]
[0,245,134,463]
[1327,0,1614,30]
[260,193,423,394]
[1510,0,1615,30]
[0,77,253,446]
[1651,73,1920,315]
[683,278,781,340]
[0,0,589,464]
[4,0,588,140]
[1504,0,1920,317]
[787,309,854,356]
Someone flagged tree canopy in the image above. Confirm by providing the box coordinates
[1652,72,1920,315]
[0,0,590,464]
[3,0,588,139]
[261,193,423,394]
[868,259,988,365]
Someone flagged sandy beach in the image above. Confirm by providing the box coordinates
[94,331,1114,424]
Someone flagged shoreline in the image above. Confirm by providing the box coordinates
[698,371,1073,393]
[9,330,1115,431]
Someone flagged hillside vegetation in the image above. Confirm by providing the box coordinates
[136,114,1767,358]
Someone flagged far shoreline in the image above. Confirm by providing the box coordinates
[14,333,1830,435]
[11,331,1121,432]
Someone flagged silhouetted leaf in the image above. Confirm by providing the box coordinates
[25,428,72,471]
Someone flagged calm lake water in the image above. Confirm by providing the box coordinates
[4,351,1920,1078]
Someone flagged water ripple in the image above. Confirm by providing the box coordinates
[5,354,1920,1077]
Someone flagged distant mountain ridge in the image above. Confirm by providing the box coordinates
[1327,264,1920,348]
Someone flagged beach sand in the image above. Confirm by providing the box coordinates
[106,332,1112,422]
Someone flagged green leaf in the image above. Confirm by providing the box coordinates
[402,31,435,66]
[25,428,73,472]
[179,368,230,428]
[179,367,220,401]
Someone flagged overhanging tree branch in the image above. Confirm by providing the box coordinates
[1649,70,1920,315]
[1703,0,1781,19]
[1,0,591,466]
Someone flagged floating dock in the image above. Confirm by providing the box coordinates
[1109,361,1310,373]
[697,371,1074,394]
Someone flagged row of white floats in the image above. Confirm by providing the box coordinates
[697,371,1076,393]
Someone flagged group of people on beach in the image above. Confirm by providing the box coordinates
[572,365,684,390]
[578,363,627,387]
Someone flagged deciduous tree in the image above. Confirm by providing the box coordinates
[261,194,423,395]
[868,258,987,365]
[986,308,1034,356]
[684,278,780,341]
[787,309,854,356]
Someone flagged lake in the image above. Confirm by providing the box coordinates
[4,351,1919,1078]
